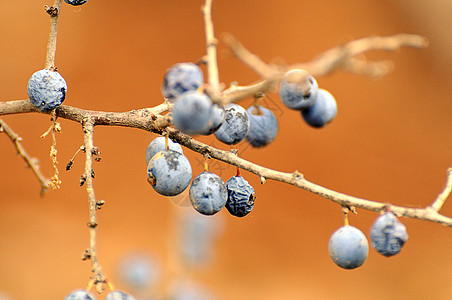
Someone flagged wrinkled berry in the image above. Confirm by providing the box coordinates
[301,88,337,128]
[328,225,368,270]
[189,172,227,215]
[63,289,95,300]
[147,150,192,196]
[162,63,204,101]
[225,176,255,217]
[172,91,213,135]
[370,212,408,257]
[214,103,250,145]
[279,69,318,110]
[246,105,278,147]
[27,69,67,112]
[145,136,183,165]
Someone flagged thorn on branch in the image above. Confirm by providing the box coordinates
[80,175,87,186]
[87,222,98,229]
[96,200,105,210]
[91,169,95,179]
[44,5,59,17]
[66,161,73,171]
[81,249,91,261]
[260,176,267,184]
[229,149,239,155]
[292,170,304,179]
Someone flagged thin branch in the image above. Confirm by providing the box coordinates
[0,100,451,226]
[44,0,62,69]
[202,0,222,101]
[164,127,452,227]
[0,31,449,228]
[221,33,429,101]
[40,110,62,189]
[81,118,108,294]
[0,100,171,131]
[0,118,50,196]
[430,167,452,212]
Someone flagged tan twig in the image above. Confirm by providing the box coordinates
[81,118,108,294]
[221,33,429,101]
[44,0,62,69]
[1,100,451,226]
[0,118,50,196]
[202,0,222,102]
[41,110,62,189]
[164,127,452,227]
[430,167,452,212]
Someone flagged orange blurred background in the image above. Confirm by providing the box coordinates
[0,0,451,299]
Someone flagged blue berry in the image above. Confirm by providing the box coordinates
[145,136,183,165]
[171,91,213,135]
[147,150,192,196]
[328,225,368,270]
[189,172,227,215]
[301,88,337,128]
[105,290,135,300]
[64,0,88,6]
[117,252,160,290]
[63,289,95,300]
[279,69,318,110]
[199,104,225,135]
[370,212,408,257]
[246,105,278,147]
[225,176,255,217]
[27,69,67,112]
[178,210,222,267]
[162,63,204,101]
[214,103,250,145]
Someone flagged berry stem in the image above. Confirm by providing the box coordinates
[342,207,349,226]
[204,155,209,172]
[236,166,241,177]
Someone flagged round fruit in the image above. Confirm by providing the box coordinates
[105,290,135,300]
[301,88,337,128]
[189,172,228,215]
[147,150,192,197]
[246,105,278,147]
[199,104,225,135]
[171,91,213,135]
[370,212,408,257]
[63,289,95,300]
[145,136,183,165]
[162,62,204,101]
[214,103,250,145]
[27,69,67,112]
[328,225,369,270]
[117,252,160,290]
[64,0,88,6]
[279,69,318,110]
[225,175,255,217]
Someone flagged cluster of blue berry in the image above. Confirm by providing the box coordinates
[145,135,256,218]
[163,63,279,148]
[279,69,337,128]
[328,212,408,270]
